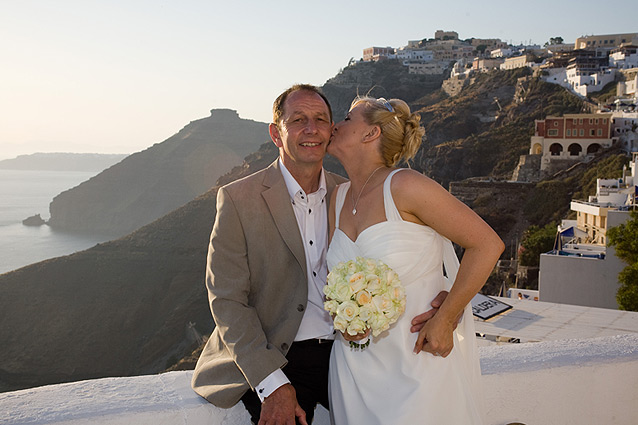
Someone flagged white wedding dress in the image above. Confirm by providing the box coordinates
[327,169,484,425]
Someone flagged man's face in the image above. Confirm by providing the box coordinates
[270,90,332,171]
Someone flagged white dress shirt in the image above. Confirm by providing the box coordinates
[255,159,334,401]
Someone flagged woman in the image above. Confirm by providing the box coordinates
[326,97,504,424]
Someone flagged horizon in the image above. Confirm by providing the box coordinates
[1,0,636,161]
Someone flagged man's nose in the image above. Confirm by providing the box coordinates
[304,119,318,133]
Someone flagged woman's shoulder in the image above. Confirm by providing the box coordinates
[390,168,438,190]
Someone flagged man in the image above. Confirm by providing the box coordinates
[192,84,446,424]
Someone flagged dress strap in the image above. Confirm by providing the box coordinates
[382,169,406,222]
[334,182,350,229]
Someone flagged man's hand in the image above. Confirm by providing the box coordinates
[410,290,450,333]
[258,384,307,425]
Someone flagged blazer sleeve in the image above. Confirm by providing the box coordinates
[206,186,288,388]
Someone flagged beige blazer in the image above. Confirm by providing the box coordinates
[191,159,345,408]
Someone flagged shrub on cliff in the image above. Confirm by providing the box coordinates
[607,211,638,311]
[519,222,557,267]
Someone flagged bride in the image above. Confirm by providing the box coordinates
[325,96,504,424]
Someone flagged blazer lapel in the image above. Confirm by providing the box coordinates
[325,171,341,212]
[262,161,307,277]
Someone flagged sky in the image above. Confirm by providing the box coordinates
[1,0,636,160]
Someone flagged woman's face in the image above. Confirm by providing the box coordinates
[327,103,371,158]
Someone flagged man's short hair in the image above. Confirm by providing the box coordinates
[272,84,333,126]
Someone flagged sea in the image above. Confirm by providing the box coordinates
[0,169,113,275]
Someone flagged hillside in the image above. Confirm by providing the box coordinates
[0,153,127,172]
[0,185,217,392]
[47,109,269,237]
[322,59,446,123]
[413,69,585,185]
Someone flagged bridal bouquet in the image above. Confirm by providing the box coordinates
[323,257,406,349]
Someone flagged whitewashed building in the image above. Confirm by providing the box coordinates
[609,44,638,69]
[612,111,638,152]
[539,153,637,309]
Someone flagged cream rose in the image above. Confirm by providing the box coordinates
[337,300,359,321]
[346,317,367,336]
[333,315,348,333]
[355,289,373,306]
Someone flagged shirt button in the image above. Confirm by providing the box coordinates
[312,271,317,277]
[297,304,305,312]
[309,240,313,245]
[281,343,289,351]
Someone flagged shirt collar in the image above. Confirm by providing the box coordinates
[278,158,327,200]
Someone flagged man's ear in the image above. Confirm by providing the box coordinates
[363,125,381,143]
[269,123,283,148]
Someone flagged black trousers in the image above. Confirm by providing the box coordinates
[241,339,333,424]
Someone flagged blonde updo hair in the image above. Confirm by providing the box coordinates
[351,96,425,167]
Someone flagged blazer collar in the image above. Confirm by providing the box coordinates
[261,160,307,276]
[261,160,342,275]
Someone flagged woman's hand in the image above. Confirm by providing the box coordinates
[340,327,371,342]
[413,314,455,357]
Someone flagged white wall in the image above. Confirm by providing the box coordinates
[539,247,624,309]
[2,334,637,425]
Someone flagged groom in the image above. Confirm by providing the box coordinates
[191,84,447,424]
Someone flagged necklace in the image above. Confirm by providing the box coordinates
[351,166,385,215]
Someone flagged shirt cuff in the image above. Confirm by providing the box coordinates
[255,369,290,402]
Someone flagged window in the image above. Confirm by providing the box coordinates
[554,121,559,126]
[598,129,603,136]
[580,129,585,136]
[573,119,578,125]
[589,118,593,124]
[603,118,607,124]
[590,129,595,136]
[595,119,599,124]
[579,119,583,124]
[548,129,559,136]
[566,129,571,136]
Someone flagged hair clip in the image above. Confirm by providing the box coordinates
[377,98,394,113]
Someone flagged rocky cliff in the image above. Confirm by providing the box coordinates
[47,109,268,237]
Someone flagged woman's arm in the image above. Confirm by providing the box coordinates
[392,170,505,356]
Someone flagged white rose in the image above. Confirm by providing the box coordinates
[384,308,401,322]
[372,293,392,313]
[333,315,348,333]
[323,284,335,299]
[385,270,397,286]
[390,285,406,302]
[358,305,373,322]
[369,313,390,336]
[367,278,382,295]
[347,317,367,336]
[364,258,378,272]
[348,272,366,293]
[324,299,339,314]
[337,300,359,321]
[355,289,373,306]
[346,260,358,274]
[334,283,353,302]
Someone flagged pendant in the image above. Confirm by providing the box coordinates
[352,208,357,215]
